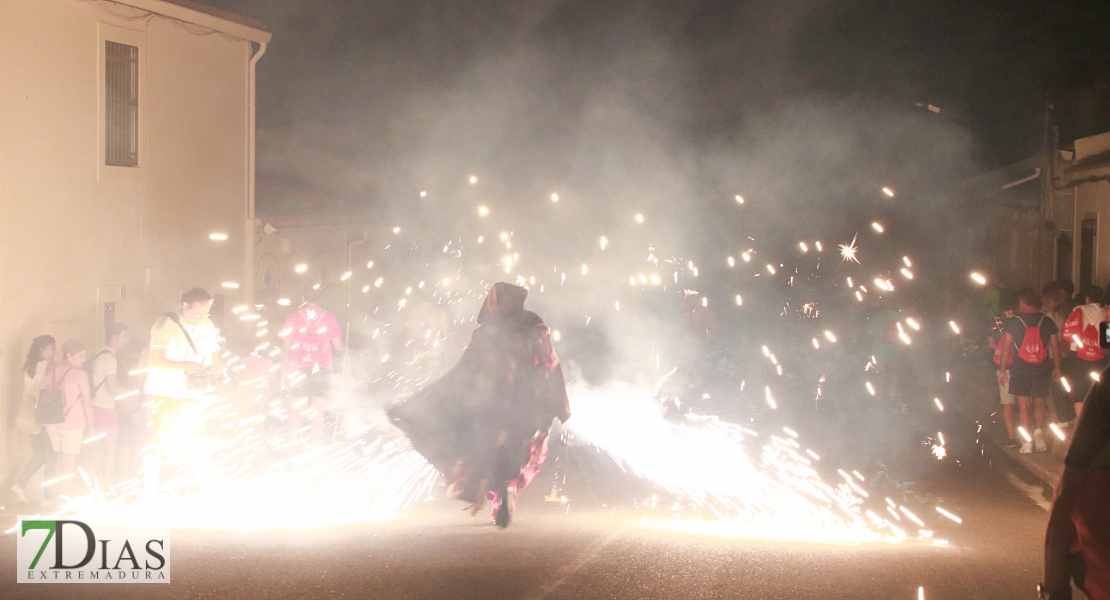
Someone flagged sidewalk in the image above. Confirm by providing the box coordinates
[952,366,1067,492]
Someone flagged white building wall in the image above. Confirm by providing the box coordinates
[0,0,267,470]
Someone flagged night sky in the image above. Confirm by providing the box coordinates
[207,0,1110,170]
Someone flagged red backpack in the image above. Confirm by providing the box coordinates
[1015,315,1048,365]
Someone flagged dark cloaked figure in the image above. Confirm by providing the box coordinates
[387,282,570,527]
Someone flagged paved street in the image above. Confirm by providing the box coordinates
[0,444,1049,600]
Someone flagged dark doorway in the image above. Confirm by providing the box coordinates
[1080,218,1097,291]
[1056,231,1073,282]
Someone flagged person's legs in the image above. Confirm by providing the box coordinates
[57,428,84,496]
[1002,404,1015,440]
[16,431,47,487]
[1033,397,1048,429]
[309,396,326,444]
[999,369,1016,441]
[1033,396,1049,452]
[91,406,119,481]
[1018,396,1032,431]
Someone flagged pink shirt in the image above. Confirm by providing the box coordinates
[284,305,341,371]
[53,365,87,431]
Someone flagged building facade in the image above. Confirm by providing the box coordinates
[0,0,269,469]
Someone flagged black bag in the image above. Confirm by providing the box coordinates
[163,313,218,390]
[35,365,75,425]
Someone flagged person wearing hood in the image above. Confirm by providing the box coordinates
[1061,287,1109,422]
[387,282,570,528]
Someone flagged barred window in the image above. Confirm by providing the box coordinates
[105,41,138,167]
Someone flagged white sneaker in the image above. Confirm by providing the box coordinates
[1034,428,1047,452]
[1020,441,1033,454]
[9,484,27,504]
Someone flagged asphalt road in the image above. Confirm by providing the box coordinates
[0,447,1050,600]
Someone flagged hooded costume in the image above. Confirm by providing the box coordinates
[387,282,570,526]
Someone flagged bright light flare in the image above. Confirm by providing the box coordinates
[1049,423,1066,441]
[935,507,962,524]
[882,187,895,197]
[871,222,884,233]
[294,264,308,274]
[948,321,960,334]
[735,195,745,204]
[839,235,860,264]
[970,272,987,285]
[209,232,228,241]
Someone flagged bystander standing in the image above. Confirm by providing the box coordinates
[998,289,1062,454]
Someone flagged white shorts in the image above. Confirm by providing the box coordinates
[998,370,1015,406]
[47,426,85,455]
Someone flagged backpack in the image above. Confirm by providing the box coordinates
[1015,314,1048,365]
[84,348,113,400]
[34,364,76,424]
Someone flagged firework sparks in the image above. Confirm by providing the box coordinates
[839,234,860,264]
[562,383,904,544]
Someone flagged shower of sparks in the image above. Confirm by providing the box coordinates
[1049,423,1066,441]
[839,235,860,264]
[565,381,906,547]
[11,161,979,548]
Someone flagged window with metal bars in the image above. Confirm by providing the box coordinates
[105,41,138,167]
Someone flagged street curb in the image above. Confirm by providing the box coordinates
[990,439,1064,492]
[949,391,1065,492]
